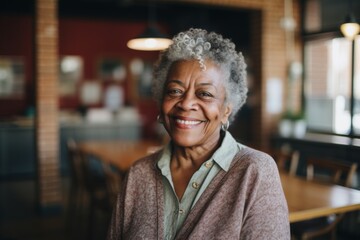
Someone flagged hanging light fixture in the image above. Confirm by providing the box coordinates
[340,0,360,40]
[127,2,172,51]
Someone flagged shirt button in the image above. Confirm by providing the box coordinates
[205,161,213,168]
[179,209,184,214]
[192,182,199,189]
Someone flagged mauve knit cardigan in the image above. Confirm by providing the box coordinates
[107,147,290,240]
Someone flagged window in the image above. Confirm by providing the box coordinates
[303,0,360,137]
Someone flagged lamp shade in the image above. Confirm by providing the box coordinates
[127,26,173,51]
[340,14,360,40]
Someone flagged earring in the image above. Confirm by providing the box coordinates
[157,115,164,124]
[221,120,229,131]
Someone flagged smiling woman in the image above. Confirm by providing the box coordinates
[107,28,290,240]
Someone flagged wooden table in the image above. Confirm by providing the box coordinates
[77,141,360,223]
[77,140,162,174]
[281,172,360,223]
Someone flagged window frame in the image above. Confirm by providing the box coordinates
[301,0,359,138]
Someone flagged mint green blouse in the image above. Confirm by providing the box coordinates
[157,132,245,240]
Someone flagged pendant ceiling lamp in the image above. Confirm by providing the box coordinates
[127,2,172,51]
[340,0,360,40]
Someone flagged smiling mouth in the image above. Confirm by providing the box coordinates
[175,119,202,126]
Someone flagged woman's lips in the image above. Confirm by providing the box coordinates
[172,117,203,129]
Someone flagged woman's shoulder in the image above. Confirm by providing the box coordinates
[237,146,274,162]
[233,146,278,174]
[225,147,281,193]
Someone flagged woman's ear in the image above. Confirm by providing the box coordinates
[222,104,233,123]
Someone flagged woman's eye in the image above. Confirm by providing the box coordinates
[166,88,182,96]
[198,91,213,98]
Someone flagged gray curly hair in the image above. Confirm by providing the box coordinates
[152,28,247,124]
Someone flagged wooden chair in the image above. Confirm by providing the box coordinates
[306,158,357,187]
[273,145,300,176]
[291,157,358,240]
[82,153,122,239]
[100,160,123,206]
[66,139,88,233]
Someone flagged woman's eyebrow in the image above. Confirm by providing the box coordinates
[197,82,214,87]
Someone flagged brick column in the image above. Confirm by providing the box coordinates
[34,0,62,213]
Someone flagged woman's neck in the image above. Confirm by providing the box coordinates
[171,131,224,170]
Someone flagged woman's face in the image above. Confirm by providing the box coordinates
[161,59,232,148]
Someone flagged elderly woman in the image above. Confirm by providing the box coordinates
[108,28,290,239]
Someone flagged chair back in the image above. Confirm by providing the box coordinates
[67,139,86,188]
[273,145,299,176]
[66,138,89,236]
[101,161,122,206]
[306,158,357,187]
[81,153,122,210]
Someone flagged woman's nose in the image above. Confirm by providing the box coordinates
[176,93,198,111]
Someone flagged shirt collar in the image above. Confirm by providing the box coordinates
[157,143,172,179]
[211,131,239,171]
[157,131,242,173]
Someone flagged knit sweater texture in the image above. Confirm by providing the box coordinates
[107,147,290,240]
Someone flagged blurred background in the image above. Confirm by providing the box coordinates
[0,0,359,239]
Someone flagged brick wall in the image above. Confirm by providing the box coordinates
[35,0,62,212]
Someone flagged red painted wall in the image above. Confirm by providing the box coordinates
[0,15,160,114]
[58,18,159,109]
[0,14,164,138]
[0,15,34,117]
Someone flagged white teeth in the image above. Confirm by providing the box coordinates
[176,119,201,125]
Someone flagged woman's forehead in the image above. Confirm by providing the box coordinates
[168,59,222,75]
[170,58,218,68]
[167,61,223,84]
